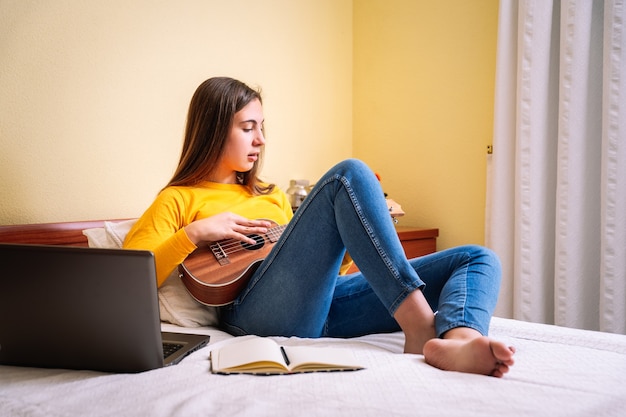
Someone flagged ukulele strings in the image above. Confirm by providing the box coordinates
[210,225,286,255]
[214,228,284,254]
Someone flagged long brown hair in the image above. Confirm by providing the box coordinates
[166,77,274,195]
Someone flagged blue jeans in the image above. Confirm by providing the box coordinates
[219,159,501,338]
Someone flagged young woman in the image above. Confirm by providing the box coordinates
[124,77,515,377]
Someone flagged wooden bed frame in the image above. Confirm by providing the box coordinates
[0,220,439,256]
[0,220,126,247]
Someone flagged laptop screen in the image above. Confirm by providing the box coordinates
[0,244,168,372]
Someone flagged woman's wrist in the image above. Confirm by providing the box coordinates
[183,223,200,245]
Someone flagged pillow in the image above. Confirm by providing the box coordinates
[83,219,136,249]
[83,220,218,327]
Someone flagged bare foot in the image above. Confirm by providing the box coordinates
[423,336,516,377]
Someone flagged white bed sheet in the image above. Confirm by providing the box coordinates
[1,317,625,417]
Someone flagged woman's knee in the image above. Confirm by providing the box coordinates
[439,245,500,278]
[329,158,372,179]
[462,244,502,283]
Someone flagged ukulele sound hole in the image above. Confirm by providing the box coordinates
[241,234,265,251]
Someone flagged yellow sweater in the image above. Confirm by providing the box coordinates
[123,181,293,286]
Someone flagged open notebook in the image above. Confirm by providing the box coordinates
[0,243,209,373]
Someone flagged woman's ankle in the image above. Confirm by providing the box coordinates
[394,290,436,354]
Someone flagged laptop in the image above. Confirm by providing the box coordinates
[0,243,210,373]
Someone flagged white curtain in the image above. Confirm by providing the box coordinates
[486,0,626,334]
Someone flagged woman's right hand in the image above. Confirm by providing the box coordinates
[184,212,271,246]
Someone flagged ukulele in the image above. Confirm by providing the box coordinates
[179,199,404,306]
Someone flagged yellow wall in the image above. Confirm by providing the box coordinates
[1,0,500,252]
[0,0,352,223]
[354,0,499,249]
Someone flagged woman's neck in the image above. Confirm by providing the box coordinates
[207,170,237,184]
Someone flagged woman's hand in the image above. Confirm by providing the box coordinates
[184,213,271,246]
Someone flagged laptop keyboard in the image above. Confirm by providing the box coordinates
[163,342,184,359]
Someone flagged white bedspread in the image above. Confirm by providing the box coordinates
[1,317,625,417]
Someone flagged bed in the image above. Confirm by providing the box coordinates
[1,219,625,417]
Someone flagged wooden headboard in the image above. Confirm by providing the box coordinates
[0,220,121,247]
